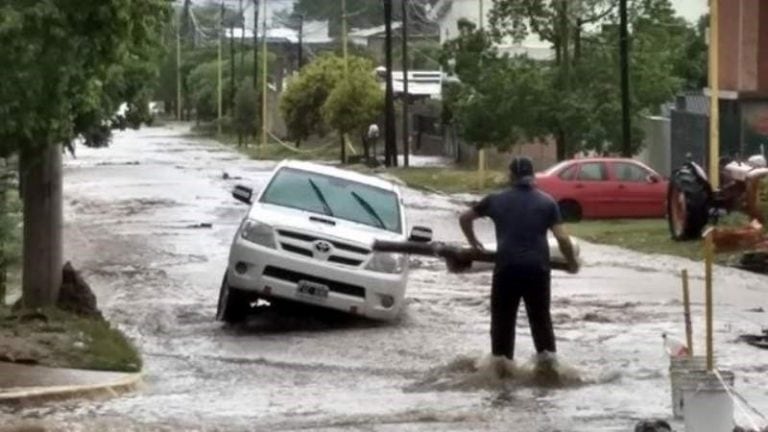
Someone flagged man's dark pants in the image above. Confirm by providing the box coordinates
[490,264,556,359]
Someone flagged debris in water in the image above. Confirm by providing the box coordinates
[739,329,768,349]
[634,419,671,432]
[187,223,213,229]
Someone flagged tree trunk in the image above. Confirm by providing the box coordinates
[556,129,567,161]
[20,145,63,308]
[340,132,346,164]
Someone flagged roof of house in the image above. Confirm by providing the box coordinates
[348,22,403,39]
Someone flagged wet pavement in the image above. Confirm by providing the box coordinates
[2,124,767,431]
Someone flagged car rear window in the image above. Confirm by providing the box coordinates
[260,167,402,233]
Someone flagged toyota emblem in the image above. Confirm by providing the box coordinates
[313,240,332,254]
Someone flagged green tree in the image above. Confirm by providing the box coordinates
[323,68,384,163]
[234,79,259,144]
[439,0,703,159]
[0,0,170,307]
[279,54,375,149]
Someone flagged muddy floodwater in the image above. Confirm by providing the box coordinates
[3,125,767,431]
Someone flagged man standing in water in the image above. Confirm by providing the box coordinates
[459,156,579,369]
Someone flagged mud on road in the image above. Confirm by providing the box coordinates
[3,125,767,431]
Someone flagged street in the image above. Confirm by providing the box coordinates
[3,125,767,431]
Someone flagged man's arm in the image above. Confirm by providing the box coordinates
[459,209,484,251]
[551,224,579,273]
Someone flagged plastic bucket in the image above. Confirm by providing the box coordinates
[681,369,734,432]
[669,356,708,419]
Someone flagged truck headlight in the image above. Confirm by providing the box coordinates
[365,252,406,274]
[239,220,275,248]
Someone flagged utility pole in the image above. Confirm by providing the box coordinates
[261,0,268,149]
[229,10,236,115]
[253,0,259,89]
[176,15,182,121]
[342,0,348,73]
[297,13,304,69]
[239,0,245,69]
[384,0,397,167]
[619,0,631,157]
[218,2,224,135]
[401,0,409,167]
[708,0,720,189]
[479,0,483,29]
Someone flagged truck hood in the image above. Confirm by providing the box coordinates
[248,203,405,246]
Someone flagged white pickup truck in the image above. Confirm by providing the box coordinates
[217,160,431,323]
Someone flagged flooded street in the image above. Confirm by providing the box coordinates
[5,125,768,431]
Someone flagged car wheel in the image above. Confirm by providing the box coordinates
[216,274,250,324]
[667,181,708,241]
[558,200,583,222]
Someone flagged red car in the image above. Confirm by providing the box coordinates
[535,158,668,221]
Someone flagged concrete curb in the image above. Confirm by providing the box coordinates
[0,372,143,407]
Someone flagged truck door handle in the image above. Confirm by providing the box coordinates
[574,184,584,189]
[618,184,626,189]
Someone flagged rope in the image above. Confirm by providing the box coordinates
[713,369,766,431]
[266,130,335,155]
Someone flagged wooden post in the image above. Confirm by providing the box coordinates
[478,148,486,189]
[704,230,715,371]
[682,269,693,356]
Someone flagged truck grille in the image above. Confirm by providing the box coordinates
[262,266,366,298]
[276,229,369,267]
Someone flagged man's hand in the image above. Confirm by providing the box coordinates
[469,239,485,251]
[459,209,484,251]
[566,259,580,274]
[552,224,579,274]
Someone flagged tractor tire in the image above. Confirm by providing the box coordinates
[667,178,709,241]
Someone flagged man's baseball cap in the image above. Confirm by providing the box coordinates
[509,156,535,178]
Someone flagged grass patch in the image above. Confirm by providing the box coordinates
[0,306,141,372]
[566,211,764,263]
[351,166,508,194]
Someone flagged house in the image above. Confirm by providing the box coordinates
[427,0,553,60]
[427,0,708,60]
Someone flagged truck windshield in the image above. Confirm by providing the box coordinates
[260,167,402,233]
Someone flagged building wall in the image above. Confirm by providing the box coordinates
[717,0,768,93]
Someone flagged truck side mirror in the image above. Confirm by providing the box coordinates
[409,226,433,243]
[232,185,253,205]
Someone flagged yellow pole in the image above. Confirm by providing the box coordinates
[681,269,693,356]
[260,0,268,151]
[708,0,720,189]
[478,148,486,189]
[704,230,715,371]
[342,0,348,74]
[217,3,223,136]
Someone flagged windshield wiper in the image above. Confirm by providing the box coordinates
[350,191,386,229]
[308,178,334,216]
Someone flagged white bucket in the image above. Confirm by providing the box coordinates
[669,356,708,419]
[681,369,735,432]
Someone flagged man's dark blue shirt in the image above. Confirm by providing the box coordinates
[473,182,562,272]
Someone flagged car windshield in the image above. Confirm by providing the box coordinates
[260,167,402,233]
[543,161,570,176]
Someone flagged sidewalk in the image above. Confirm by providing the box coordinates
[0,362,141,406]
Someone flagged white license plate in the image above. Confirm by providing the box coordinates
[297,280,329,300]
